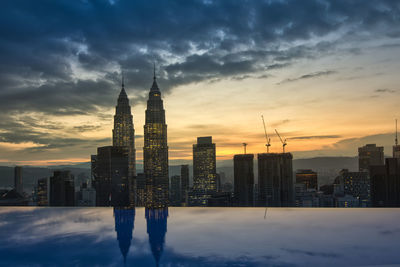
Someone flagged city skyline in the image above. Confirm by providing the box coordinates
[0,1,400,166]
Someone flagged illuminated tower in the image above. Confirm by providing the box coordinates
[113,76,136,206]
[144,67,169,208]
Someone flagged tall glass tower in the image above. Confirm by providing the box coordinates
[113,77,136,206]
[144,68,169,208]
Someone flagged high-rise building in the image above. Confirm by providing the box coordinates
[234,154,254,206]
[37,177,48,206]
[358,144,384,172]
[93,146,129,207]
[386,158,400,207]
[14,166,23,195]
[169,175,181,206]
[295,169,318,191]
[49,170,75,206]
[136,173,146,207]
[143,69,169,209]
[258,153,294,207]
[370,165,387,207]
[190,136,217,206]
[180,165,189,205]
[113,77,136,206]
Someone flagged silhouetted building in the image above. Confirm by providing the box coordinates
[146,208,168,266]
[114,207,135,264]
[258,153,294,207]
[91,155,97,182]
[144,70,169,209]
[296,169,318,191]
[136,173,146,206]
[294,183,319,207]
[386,158,400,206]
[170,175,181,206]
[358,144,384,172]
[234,154,254,206]
[333,169,370,207]
[370,165,387,207]
[180,165,189,205]
[113,77,136,206]
[49,170,75,206]
[37,177,48,206]
[190,137,217,206]
[93,146,129,207]
[14,166,23,195]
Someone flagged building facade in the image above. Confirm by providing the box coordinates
[233,154,254,206]
[113,77,136,206]
[180,165,189,205]
[14,166,23,195]
[49,170,75,206]
[143,72,169,208]
[190,136,217,206]
[358,144,384,172]
[295,169,318,191]
[37,177,48,206]
[258,153,294,207]
[93,146,129,207]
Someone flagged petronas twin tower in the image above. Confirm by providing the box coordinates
[112,69,169,208]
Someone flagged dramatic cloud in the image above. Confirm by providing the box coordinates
[0,0,399,163]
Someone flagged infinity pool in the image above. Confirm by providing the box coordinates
[0,207,399,266]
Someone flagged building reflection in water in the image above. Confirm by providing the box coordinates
[145,182,169,266]
[114,207,135,264]
[146,207,168,266]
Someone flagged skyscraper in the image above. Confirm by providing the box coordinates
[14,166,23,195]
[113,76,136,206]
[358,144,384,172]
[93,146,129,207]
[258,153,294,207]
[37,177,48,206]
[144,69,169,208]
[169,175,181,206]
[190,136,217,206]
[49,170,75,206]
[234,154,254,206]
[180,165,189,205]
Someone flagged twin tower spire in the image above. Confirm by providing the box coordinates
[113,66,169,208]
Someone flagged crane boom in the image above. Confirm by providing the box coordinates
[261,115,271,153]
[275,129,287,153]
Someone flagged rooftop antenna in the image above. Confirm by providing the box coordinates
[242,143,247,154]
[261,115,271,153]
[153,62,156,81]
[121,72,124,88]
[275,129,287,153]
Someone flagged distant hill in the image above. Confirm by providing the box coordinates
[0,156,359,194]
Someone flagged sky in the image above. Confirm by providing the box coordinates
[0,0,400,166]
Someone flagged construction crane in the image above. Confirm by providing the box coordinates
[261,115,271,153]
[396,119,398,146]
[242,143,247,154]
[275,129,287,153]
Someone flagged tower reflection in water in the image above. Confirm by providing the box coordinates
[114,207,135,264]
[112,185,168,266]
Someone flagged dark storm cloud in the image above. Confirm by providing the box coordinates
[0,0,399,155]
[0,0,399,115]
